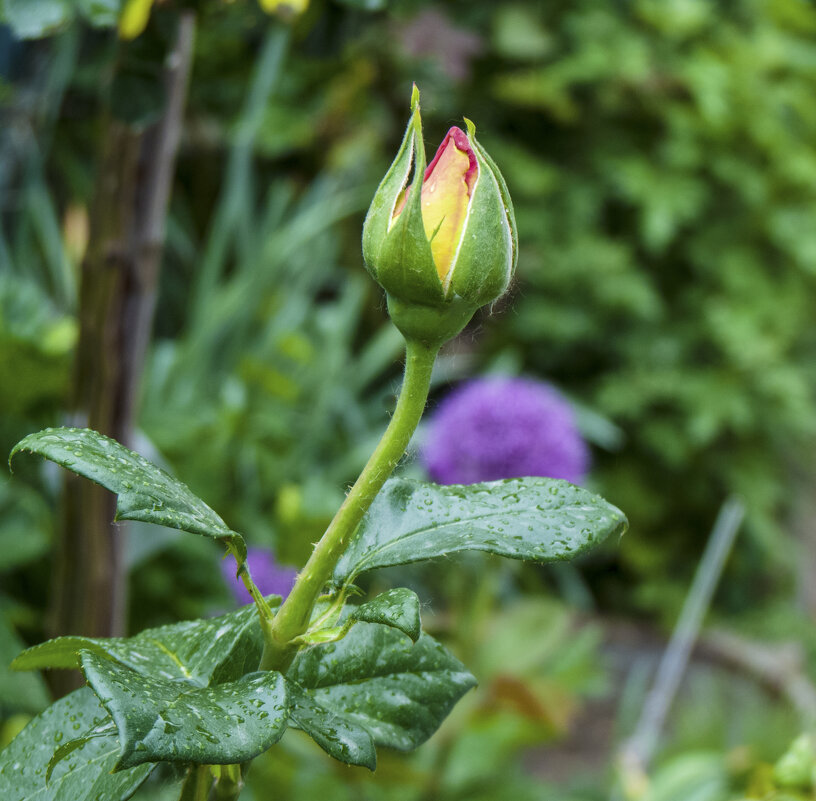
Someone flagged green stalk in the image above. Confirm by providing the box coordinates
[260,338,438,671]
[212,764,244,801]
[177,764,212,801]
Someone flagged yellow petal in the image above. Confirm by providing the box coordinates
[421,127,477,283]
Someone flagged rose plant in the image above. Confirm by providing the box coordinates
[0,89,626,801]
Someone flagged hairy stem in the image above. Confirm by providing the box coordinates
[259,338,438,671]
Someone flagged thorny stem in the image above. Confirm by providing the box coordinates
[259,338,439,671]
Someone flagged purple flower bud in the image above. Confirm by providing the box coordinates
[421,377,589,486]
[220,547,297,605]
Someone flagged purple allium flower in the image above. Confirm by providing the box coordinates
[421,377,589,485]
[221,547,297,605]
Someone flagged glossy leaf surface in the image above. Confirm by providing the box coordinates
[10,428,246,561]
[289,621,476,751]
[13,597,273,685]
[81,652,288,770]
[46,720,115,782]
[334,477,627,583]
[0,687,153,801]
[286,681,377,770]
[349,588,421,642]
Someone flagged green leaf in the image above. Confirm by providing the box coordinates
[46,720,115,782]
[1,0,72,39]
[333,477,627,584]
[76,0,119,27]
[0,480,51,573]
[286,681,376,770]
[288,622,476,752]
[0,614,49,714]
[81,652,289,770]
[0,687,154,801]
[13,597,274,686]
[350,588,421,642]
[10,428,246,563]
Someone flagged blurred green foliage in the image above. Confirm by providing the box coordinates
[612,733,816,801]
[468,0,816,613]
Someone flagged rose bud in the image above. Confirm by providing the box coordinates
[363,86,517,346]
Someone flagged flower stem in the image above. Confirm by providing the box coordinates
[260,338,438,671]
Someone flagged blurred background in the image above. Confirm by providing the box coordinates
[2,0,816,798]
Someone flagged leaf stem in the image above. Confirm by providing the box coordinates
[178,764,213,801]
[212,764,244,801]
[232,551,275,640]
[259,338,438,671]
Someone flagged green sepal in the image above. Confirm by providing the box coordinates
[464,118,518,272]
[449,121,515,307]
[362,93,418,281]
[366,91,445,307]
[385,294,476,348]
